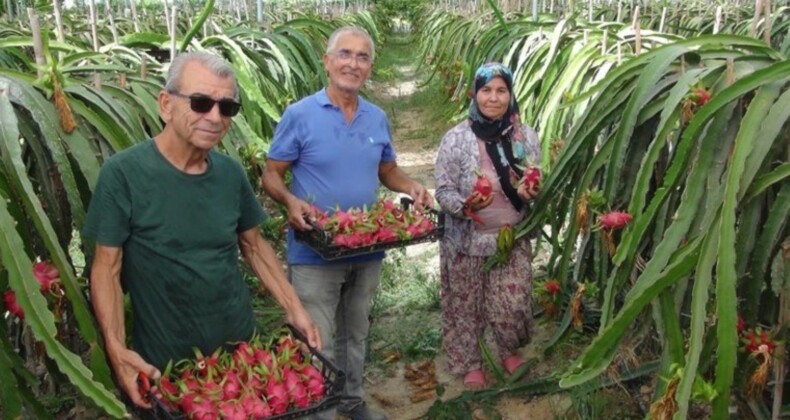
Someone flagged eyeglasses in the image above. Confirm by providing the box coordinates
[168,91,241,117]
[329,50,373,67]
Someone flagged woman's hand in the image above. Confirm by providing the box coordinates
[465,191,494,211]
[517,182,539,201]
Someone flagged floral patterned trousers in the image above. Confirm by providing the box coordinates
[440,239,534,375]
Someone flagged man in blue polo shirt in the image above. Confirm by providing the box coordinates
[262,27,432,420]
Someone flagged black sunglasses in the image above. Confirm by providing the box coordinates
[169,91,241,117]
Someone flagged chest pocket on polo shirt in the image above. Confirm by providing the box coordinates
[354,131,388,157]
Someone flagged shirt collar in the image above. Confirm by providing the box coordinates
[316,88,369,113]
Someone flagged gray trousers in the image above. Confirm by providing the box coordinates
[289,260,383,419]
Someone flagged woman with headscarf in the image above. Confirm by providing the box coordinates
[434,62,541,389]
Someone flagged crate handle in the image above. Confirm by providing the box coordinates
[284,323,319,353]
[301,215,332,241]
[400,196,440,215]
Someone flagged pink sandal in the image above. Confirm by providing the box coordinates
[463,369,487,389]
[503,354,526,375]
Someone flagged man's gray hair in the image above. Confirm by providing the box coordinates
[164,52,239,100]
[326,26,375,62]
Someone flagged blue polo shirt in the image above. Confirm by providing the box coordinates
[268,89,397,265]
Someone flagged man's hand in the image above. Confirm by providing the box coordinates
[517,182,539,201]
[286,307,322,351]
[261,159,315,230]
[90,245,160,408]
[108,346,160,409]
[409,183,434,211]
[285,196,314,231]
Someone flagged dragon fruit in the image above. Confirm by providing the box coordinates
[283,367,311,408]
[180,394,218,420]
[218,400,246,420]
[521,166,541,191]
[32,261,59,292]
[3,290,24,319]
[152,330,332,417]
[599,211,633,230]
[264,376,289,414]
[221,370,242,400]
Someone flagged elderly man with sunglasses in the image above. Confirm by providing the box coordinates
[262,27,433,420]
[83,51,321,411]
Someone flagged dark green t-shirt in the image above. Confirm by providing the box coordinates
[83,140,265,370]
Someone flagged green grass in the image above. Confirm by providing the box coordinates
[368,33,459,150]
[373,247,440,315]
[372,34,423,80]
[369,247,443,362]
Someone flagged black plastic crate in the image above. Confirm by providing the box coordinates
[144,324,345,419]
[295,197,445,261]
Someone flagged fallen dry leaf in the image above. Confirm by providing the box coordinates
[403,359,439,402]
[409,389,436,403]
[371,391,399,408]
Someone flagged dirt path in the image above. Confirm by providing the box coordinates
[375,64,438,191]
[355,49,572,420]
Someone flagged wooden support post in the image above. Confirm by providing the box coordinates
[714,6,722,34]
[5,0,13,21]
[129,0,140,32]
[88,0,99,53]
[109,12,119,45]
[140,55,147,81]
[633,6,641,55]
[164,0,172,37]
[52,0,65,43]
[750,0,762,38]
[27,8,44,79]
[735,0,741,26]
[170,6,177,61]
[763,0,772,46]
[88,0,101,88]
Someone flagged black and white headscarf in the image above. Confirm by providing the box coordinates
[468,62,524,211]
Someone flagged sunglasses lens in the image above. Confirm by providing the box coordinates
[218,101,241,117]
[189,95,216,113]
[181,93,239,117]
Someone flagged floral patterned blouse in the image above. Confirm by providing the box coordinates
[434,120,541,257]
